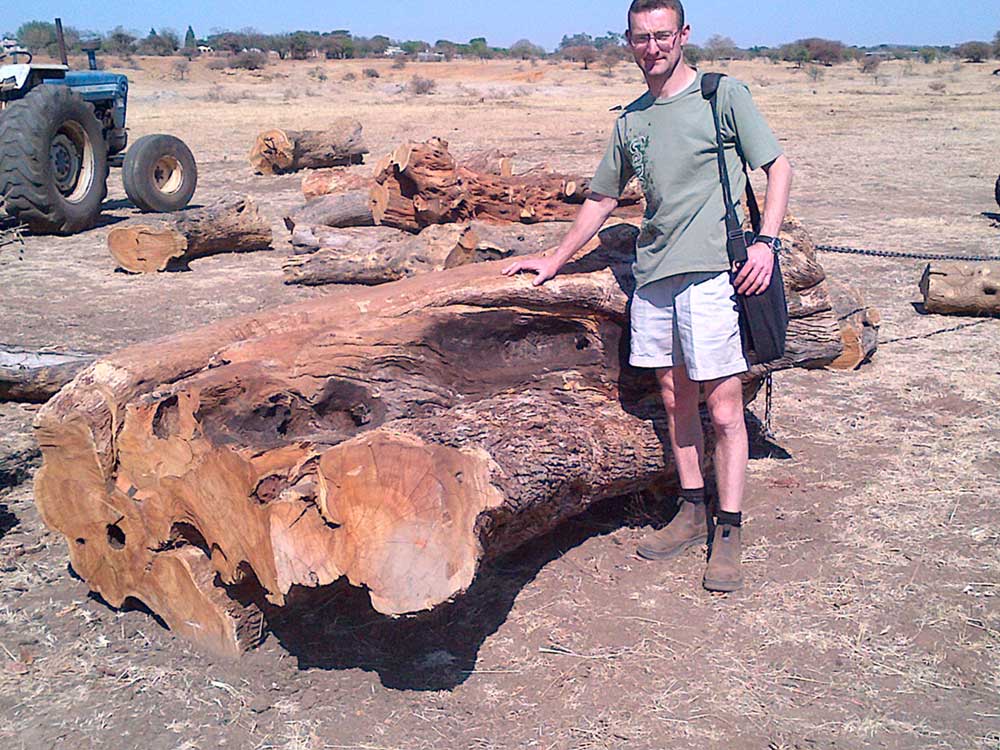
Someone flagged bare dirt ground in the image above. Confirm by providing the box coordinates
[1,56,999,749]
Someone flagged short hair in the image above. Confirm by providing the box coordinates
[628,0,685,30]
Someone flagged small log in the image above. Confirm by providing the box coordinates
[919,262,1000,316]
[457,147,514,177]
[108,197,272,273]
[283,224,480,285]
[0,345,97,403]
[301,168,375,200]
[826,280,880,370]
[283,191,375,232]
[249,118,368,175]
[370,137,644,232]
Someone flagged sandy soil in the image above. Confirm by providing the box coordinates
[1,56,999,750]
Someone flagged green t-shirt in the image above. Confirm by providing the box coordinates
[590,70,783,288]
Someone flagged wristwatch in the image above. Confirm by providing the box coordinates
[754,235,782,253]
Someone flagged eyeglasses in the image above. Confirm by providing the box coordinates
[629,30,681,48]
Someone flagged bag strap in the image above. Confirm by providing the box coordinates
[700,73,761,264]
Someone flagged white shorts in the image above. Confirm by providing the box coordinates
[629,271,749,381]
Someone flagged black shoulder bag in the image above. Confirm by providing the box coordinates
[700,73,788,364]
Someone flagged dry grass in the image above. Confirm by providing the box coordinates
[1,55,999,749]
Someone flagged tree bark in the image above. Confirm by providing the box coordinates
[108,197,273,273]
[0,345,96,403]
[301,168,375,200]
[370,138,643,232]
[919,262,1000,316]
[827,279,880,370]
[283,191,375,232]
[34,213,852,656]
[283,224,480,285]
[249,118,368,175]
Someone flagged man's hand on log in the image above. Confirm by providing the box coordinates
[501,254,562,286]
[733,243,775,295]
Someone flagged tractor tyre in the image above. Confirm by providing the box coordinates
[995,173,1000,210]
[0,85,108,234]
[122,134,197,213]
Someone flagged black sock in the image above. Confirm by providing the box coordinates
[716,510,742,527]
[679,487,705,505]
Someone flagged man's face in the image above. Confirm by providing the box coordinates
[626,8,690,77]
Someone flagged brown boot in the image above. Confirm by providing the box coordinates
[703,523,743,592]
[636,497,708,561]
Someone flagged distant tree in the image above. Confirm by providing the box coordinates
[510,39,546,60]
[994,30,1000,58]
[400,39,428,55]
[268,33,292,59]
[955,41,991,62]
[137,27,179,56]
[859,55,881,75]
[559,33,594,50]
[323,33,355,59]
[172,59,190,80]
[683,43,702,65]
[16,20,57,53]
[289,30,318,59]
[468,37,492,59]
[184,25,196,49]
[918,46,938,63]
[433,39,459,60]
[563,44,598,69]
[601,44,629,71]
[780,43,811,67]
[704,34,737,61]
[103,26,136,55]
[796,38,845,65]
[593,31,624,50]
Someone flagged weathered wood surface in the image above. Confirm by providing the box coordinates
[919,262,1000,316]
[827,280,880,370]
[301,168,374,200]
[33,212,853,656]
[0,345,97,403]
[283,191,375,232]
[108,197,272,273]
[249,118,368,175]
[283,224,480,285]
[370,137,644,232]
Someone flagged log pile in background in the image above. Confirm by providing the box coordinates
[108,197,272,273]
[370,138,644,232]
[919,262,1000,316]
[35,210,862,656]
[249,118,368,175]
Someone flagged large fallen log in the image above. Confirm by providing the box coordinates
[249,118,368,175]
[0,345,97,403]
[108,197,272,273]
[919,262,1000,316]
[370,137,644,232]
[34,217,852,656]
[283,191,375,232]
[301,168,374,200]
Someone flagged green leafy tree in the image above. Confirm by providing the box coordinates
[684,43,702,65]
[559,32,594,50]
[918,46,938,63]
[16,20,57,53]
[780,43,811,67]
[289,31,318,59]
[955,41,991,62]
[184,25,196,49]
[468,37,491,59]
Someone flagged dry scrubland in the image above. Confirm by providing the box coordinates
[1,55,999,749]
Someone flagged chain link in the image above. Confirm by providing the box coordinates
[815,244,1000,262]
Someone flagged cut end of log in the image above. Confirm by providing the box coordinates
[108,226,189,273]
[249,128,295,175]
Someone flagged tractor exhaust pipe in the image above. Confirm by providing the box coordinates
[55,18,69,66]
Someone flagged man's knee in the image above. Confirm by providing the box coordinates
[657,368,698,416]
[706,381,745,438]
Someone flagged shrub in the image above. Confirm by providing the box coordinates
[919,47,938,63]
[308,66,328,81]
[954,41,991,63]
[928,80,946,92]
[206,57,228,71]
[342,71,357,81]
[363,67,380,78]
[409,75,436,95]
[859,56,881,74]
[230,50,268,70]
[805,64,824,82]
[171,59,190,81]
[391,57,407,69]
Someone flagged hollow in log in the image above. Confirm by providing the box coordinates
[249,119,368,175]
[919,262,1000,316]
[108,197,272,273]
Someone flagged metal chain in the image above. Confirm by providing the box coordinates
[762,372,774,441]
[815,244,1000,262]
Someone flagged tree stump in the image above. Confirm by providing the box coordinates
[108,197,272,273]
[249,119,368,175]
[33,212,858,656]
[919,262,1000,316]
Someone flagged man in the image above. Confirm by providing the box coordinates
[501,0,793,592]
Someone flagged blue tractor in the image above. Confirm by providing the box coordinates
[0,24,197,234]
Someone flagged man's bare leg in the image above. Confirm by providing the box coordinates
[636,364,709,560]
[656,364,704,488]
[702,374,748,513]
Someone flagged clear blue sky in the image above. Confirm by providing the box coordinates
[6,1,998,51]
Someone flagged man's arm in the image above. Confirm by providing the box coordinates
[500,193,620,286]
[733,154,793,295]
